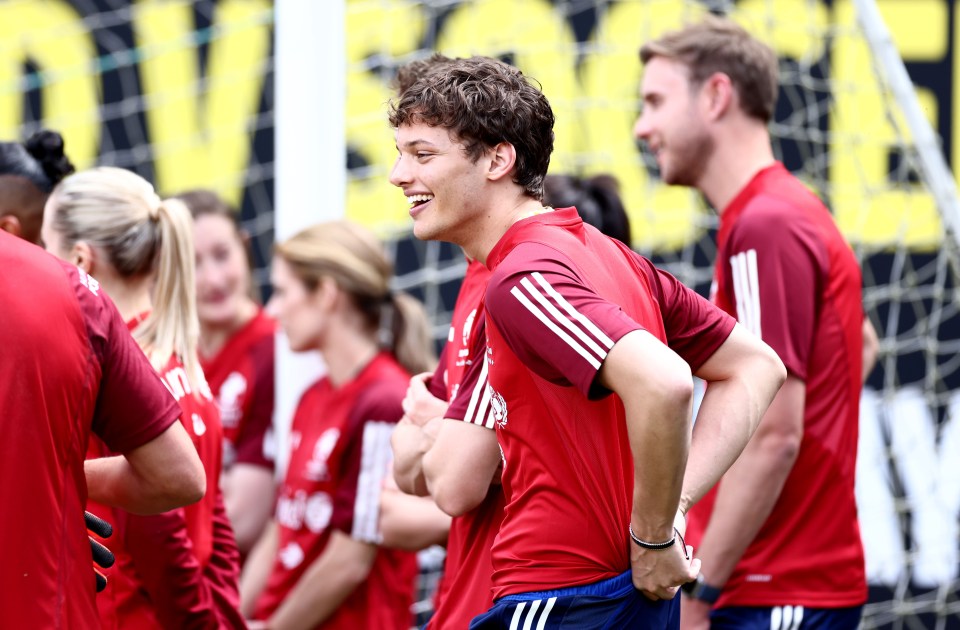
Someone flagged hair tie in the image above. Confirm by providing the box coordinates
[147,195,163,221]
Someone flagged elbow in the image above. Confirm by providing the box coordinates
[658,366,695,412]
[429,473,485,518]
[162,453,206,510]
[761,343,788,392]
[769,432,802,469]
[433,486,479,518]
[422,451,487,517]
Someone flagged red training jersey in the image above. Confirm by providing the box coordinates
[254,352,418,630]
[200,308,277,471]
[426,259,507,630]
[686,162,867,608]
[483,209,735,599]
[0,233,180,629]
[89,321,242,629]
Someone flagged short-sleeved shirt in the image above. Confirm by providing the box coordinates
[0,233,180,629]
[253,352,418,630]
[90,343,239,629]
[482,208,735,599]
[686,162,867,608]
[200,308,277,470]
[425,259,507,630]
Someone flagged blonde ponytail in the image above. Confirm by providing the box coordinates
[386,292,435,375]
[133,197,203,388]
[47,167,205,391]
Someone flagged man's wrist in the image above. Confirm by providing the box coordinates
[682,574,722,604]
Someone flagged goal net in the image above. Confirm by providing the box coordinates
[7,0,960,627]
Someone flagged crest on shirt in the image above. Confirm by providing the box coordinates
[304,428,340,481]
[489,386,508,429]
[218,371,248,429]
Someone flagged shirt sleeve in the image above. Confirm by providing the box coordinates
[445,313,495,428]
[720,206,825,379]
[71,265,181,453]
[119,508,218,628]
[203,491,246,629]
[328,381,404,543]
[643,258,736,371]
[427,344,449,400]
[485,251,642,399]
[233,334,276,469]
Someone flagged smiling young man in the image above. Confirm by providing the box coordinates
[634,17,869,630]
[389,56,785,629]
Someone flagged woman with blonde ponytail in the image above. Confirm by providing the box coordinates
[240,220,434,630]
[42,167,244,629]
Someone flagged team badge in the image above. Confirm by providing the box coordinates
[489,386,508,429]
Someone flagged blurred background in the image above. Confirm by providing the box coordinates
[5,0,960,626]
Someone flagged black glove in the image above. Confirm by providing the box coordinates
[85,511,115,593]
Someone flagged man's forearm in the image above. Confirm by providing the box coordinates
[693,429,799,584]
[602,331,694,539]
[684,325,786,513]
[390,420,432,496]
[693,376,802,585]
[680,376,775,513]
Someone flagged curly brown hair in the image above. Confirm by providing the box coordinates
[388,56,555,200]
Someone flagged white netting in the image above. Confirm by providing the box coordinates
[8,0,960,627]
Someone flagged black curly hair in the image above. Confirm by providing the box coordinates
[0,130,75,192]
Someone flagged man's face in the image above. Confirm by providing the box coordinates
[633,57,713,187]
[389,122,491,247]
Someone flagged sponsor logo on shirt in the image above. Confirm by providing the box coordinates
[162,365,194,402]
[217,371,247,429]
[191,413,206,437]
[279,541,305,569]
[276,489,333,534]
[489,386,508,429]
[77,267,100,296]
[745,574,773,582]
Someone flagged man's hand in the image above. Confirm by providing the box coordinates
[401,373,449,427]
[85,510,115,593]
[629,512,699,600]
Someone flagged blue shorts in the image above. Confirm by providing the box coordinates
[710,605,863,630]
[469,570,680,629]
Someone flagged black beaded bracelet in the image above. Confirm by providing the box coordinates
[628,524,677,550]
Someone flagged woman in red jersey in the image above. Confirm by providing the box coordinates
[176,189,277,559]
[42,167,245,629]
[240,220,434,630]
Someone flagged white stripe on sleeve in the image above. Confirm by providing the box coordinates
[730,250,762,337]
[463,357,495,429]
[351,421,394,543]
[529,273,615,350]
[509,272,615,371]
